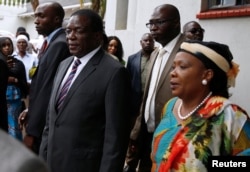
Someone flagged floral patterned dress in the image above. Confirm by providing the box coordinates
[151,96,250,172]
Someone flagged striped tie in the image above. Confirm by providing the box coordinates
[56,59,81,111]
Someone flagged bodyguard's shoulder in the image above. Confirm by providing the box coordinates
[0,130,49,172]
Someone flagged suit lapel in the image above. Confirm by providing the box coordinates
[143,47,159,94]
[56,49,104,114]
[53,57,74,110]
[135,51,142,75]
[156,34,185,91]
[33,28,66,77]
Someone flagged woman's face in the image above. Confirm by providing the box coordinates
[107,39,118,55]
[17,39,28,53]
[170,51,207,99]
[1,39,13,56]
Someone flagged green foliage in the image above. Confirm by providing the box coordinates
[91,0,106,19]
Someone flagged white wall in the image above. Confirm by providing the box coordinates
[2,0,249,113]
[0,5,27,35]
[105,0,250,113]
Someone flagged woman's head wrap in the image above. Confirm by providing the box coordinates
[16,34,28,44]
[179,41,239,87]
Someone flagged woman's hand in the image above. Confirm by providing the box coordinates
[8,76,18,83]
[7,55,15,68]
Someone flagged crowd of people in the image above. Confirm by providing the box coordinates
[0,2,249,172]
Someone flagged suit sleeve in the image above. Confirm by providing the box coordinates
[39,61,64,161]
[39,105,50,161]
[99,66,131,172]
[0,60,8,131]
[26,40,70,138]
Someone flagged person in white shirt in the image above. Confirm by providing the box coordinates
[125,4,185,172]
[14,34,38,85]
[13,34,38,109]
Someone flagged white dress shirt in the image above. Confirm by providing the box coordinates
[144,34,181,132]
[58,46,101,93]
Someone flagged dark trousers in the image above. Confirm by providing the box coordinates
[125,122,153,172]
[33,136,41,155]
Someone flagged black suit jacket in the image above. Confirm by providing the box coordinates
[40,49,131,172]
[27,28,71,140]
[126,50,143,118]
[0,55,8,131]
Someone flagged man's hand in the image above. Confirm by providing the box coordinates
[23,135,35,150]
[128,139,138,153]
[18,109,28,130]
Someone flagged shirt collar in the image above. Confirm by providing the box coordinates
[74,45,101,64]
[46,27,63,44]
[161,33,181,53]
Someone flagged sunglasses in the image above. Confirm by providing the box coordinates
[188,28,205,34]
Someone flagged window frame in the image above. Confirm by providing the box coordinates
[197,0,250,19]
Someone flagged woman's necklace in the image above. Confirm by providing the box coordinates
[178,92,212,120]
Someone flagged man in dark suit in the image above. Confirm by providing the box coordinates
[39,9,131,172]
[0,129,48,172]
[18,2,71,154]
[124,33,155,172]
[125,4,185,172]
[126,33,155,124]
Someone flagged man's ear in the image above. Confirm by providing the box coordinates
[96,32,104,41]
[173,20,180,30]
[54,16,60,24]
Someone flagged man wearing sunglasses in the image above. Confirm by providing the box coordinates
[183,21,205,41]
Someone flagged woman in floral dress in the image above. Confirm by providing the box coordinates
[151,41,250,172]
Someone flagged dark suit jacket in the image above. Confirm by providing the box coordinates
[0,56,8,131]
[0,129,48,172]
[126,50,144,118]
[26,28,71,141]
[40,49,131,172]
[130,34,185,140]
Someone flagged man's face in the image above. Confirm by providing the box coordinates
[184,22,204,41]
[140,34,155,53]
[65,15,101,58]
[34,4,58,36]
[147,8,179,46]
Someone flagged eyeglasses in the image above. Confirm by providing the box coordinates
[145,19,174,28]
[188,28,205,34]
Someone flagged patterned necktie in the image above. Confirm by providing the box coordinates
[56,59,81,111]
[38,39,48,58]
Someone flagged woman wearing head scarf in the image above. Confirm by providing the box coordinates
[151,41,250,171]
[0,37,28,141]
[14,34,38,85]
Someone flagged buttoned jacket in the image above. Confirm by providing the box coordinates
[40,49,131,172]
